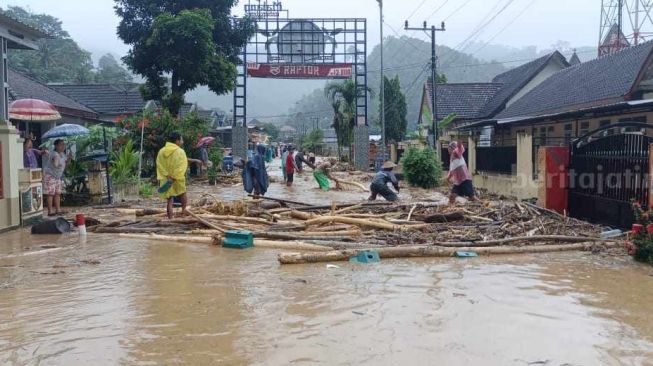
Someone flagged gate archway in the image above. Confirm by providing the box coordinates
[568,122,653,228]
[232,2,369,169]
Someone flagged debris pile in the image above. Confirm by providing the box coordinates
[87,195,623,264]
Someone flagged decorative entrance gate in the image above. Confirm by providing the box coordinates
[232,1,369,169]
[568,122,653,228]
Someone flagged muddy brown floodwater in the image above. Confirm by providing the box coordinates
[2,163,653,365]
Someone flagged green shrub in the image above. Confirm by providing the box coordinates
[139,181,155,197]
[400,147,443,189]
[208,145,223,168]
[109,139,139,185]
[115,110,212,176]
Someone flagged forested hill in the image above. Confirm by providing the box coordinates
[289,36,509,132]
[2,6,132,84]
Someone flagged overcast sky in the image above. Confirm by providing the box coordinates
[7,0,600,60]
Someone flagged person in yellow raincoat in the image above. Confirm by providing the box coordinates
[157,132,189,219]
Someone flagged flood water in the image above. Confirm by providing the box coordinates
[2,163,653,365]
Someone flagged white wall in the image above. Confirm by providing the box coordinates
[505,57,568,109]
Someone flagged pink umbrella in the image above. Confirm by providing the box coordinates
[9,98,61,121]
[196,136,216,148]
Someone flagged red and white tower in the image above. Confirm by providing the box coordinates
[599,0,653,57]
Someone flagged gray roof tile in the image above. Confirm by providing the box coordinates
[426,83,503,119]
[479,51,569,117]
[49,83,146,114]
[497,41,653,119]
[8,69,97,116]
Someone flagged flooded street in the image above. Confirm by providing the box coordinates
[2,165,653,365]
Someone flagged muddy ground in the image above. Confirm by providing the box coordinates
[1,160,653,365]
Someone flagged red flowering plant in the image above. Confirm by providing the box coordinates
[630,200,653,264]
[115,110,211,176]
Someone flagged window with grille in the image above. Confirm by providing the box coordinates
[579,121,590,136]
[564,124,573,140]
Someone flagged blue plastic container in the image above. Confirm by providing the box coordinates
[222,156,234,173]
[223,230,254,249]
[349,250,381,263]
[455,251,479,258]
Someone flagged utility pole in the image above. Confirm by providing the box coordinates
[377,0,386,159]
[405,20,445,149]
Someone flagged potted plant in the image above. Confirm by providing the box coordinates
[207,166,218,186]
[109,140,139,201]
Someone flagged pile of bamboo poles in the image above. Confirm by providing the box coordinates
[87,195,624,265]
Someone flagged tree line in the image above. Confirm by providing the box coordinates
[4,6,133,84]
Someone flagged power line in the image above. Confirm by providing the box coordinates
[471,0,537,56]
[406,0,429,21]
[425,0,451,22]
[444,0,474,21]
[440,0,518,66]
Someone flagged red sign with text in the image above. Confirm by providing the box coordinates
[247,63,353,79]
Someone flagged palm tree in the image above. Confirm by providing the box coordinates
[325,80,371,160]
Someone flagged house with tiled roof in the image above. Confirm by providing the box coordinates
[7,69,108,144]
[0,11,48,231]
[417,51,570,142]
[49,83,146,121]
[460,40,653,227]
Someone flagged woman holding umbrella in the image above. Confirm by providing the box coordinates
[43,139,72,216]
[197,136,215,176]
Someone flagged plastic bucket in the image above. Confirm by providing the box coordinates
[31,218,71,235]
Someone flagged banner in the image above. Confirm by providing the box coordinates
[247,63,353,79]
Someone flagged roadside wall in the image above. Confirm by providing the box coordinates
[472,131,539,200]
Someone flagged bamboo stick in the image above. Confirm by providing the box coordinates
[186,210,227,233]
[305,216,429,231]
[290,211,315,221]
[119,233,214,244]
[117,233,330,252]
[248,195,311,206]
[253,240,331,252]
[334,179,369,192]
[199,214,272,225]
[334,204,362,215]
[278,242,624,264]
[310,224,355,232]
[433,235,610,248]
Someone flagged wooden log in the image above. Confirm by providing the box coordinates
[186,210,227,233]
[248,194,311,206]
[415,212,465,223]
[334,204,362,215]
[278,242,623,264]
[300,230,362,237]
[305,216,429,231]
[116,233,329,252]
[433,235,609,248]
[305,216,399,230]
[116,208,167,216]
[310,224,355,232]
[253,230,360,241]
[253,240,332,252]
[333,178,369,192]
[269,201,393,214]
[199,214,272,225]
[118,233,213,244]
[290,210,316,221]
[167,218,202,224]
